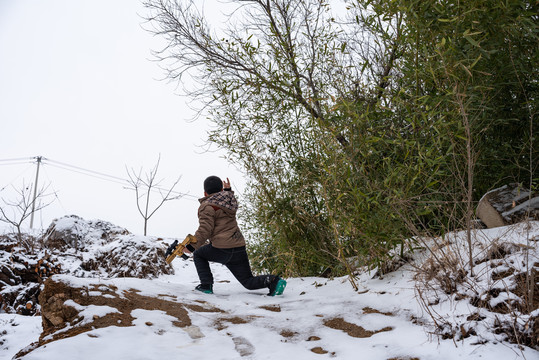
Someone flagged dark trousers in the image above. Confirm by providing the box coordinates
[193,244,274,290]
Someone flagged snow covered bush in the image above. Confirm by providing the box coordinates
[414,222,539,349]
[42,215,129,250]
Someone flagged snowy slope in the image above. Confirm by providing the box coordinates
[1,223,538,360]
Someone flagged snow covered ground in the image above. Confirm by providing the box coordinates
[1,223,538,360]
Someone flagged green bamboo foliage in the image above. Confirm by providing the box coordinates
[146,0,538,277]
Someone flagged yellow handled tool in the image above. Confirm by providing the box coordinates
[165,234,197,264]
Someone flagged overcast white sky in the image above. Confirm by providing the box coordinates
[0,0,245,238]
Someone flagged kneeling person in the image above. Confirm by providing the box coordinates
[190,175,286,296]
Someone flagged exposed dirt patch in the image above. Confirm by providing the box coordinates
[220,316,251,324]
[259,304,281,312]
[363,307,394,316]
[307,335,321,341]
[280,330,297,338]
[184,302,224,313]
[324,317,393,338]
[311,346,328,354]
[40,280,193,335]
[126,291,192,327]
[214,315,257,331]
[387,357,420,360]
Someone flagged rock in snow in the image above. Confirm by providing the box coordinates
[42,215,174,279]
[476,183,539,228]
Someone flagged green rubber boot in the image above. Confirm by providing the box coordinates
[268,277,287,296]
[195,284,213,294]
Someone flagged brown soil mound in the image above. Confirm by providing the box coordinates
[14,276,223,359]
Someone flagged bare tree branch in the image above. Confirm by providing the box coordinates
[0,181,53,249]
[126,155,183,236]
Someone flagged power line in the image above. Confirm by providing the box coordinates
[2,155,201,201]
[0,163,34,192]
[47,157,199,200]
[44,162,130,187]
[0,161,33,166]
[123,184,199,201]
[40,164,69,214]
[43,158,198,199]
[0,159,34,167]
[0,157,34,162]
[43,158,129,184]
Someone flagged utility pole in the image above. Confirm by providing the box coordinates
[29,156,42,229]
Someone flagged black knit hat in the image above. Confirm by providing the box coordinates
[204,176,223,195]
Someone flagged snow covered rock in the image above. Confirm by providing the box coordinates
[41,215,174,279]
[476,184,539,228]
[42,215,129,251]
[80,235,172,279]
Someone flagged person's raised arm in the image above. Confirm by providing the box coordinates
[223,178,232,191]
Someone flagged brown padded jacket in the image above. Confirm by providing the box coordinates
[193,190,246,249]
